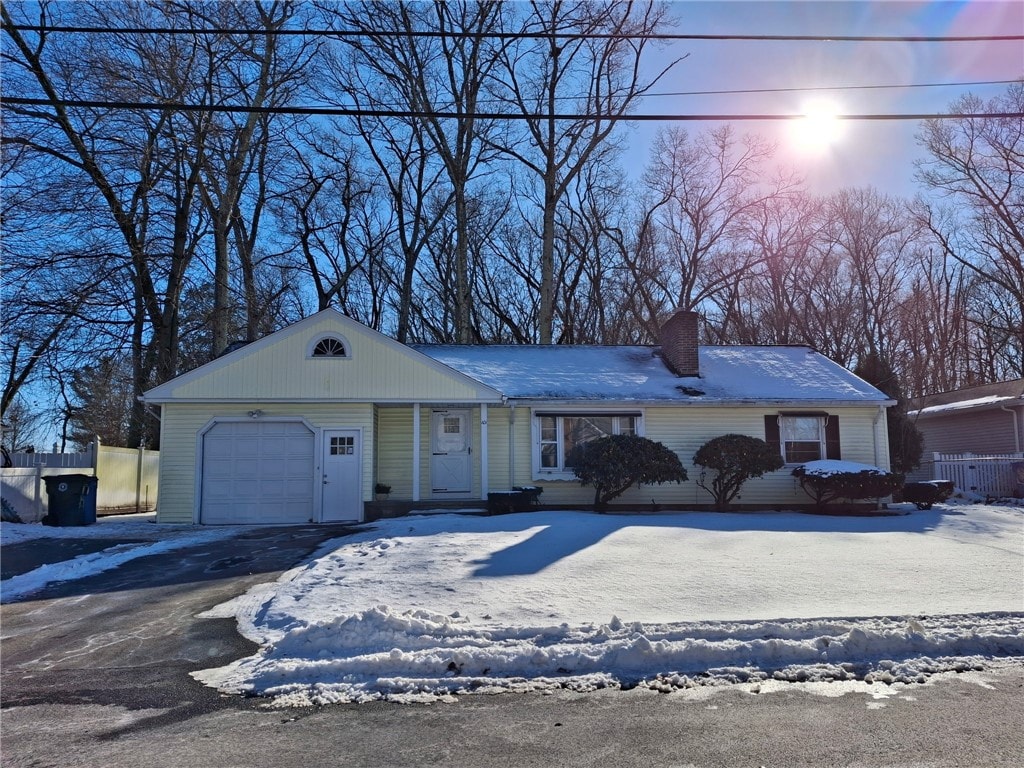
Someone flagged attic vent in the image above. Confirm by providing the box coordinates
[677,385,705,397]
[312,337,347,357]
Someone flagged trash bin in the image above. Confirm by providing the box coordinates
[43,474,98,526]
[1013,462,1024,499]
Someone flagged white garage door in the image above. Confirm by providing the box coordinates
[201,421,315,525]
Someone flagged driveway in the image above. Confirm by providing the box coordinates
[1,524,357,716]
[2,522,1023,768]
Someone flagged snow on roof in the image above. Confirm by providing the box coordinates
[911,394,1018,416]
[412,344,889,404]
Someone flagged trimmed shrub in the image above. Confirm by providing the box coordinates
[693,434,784,511]
[792,460,903,511]
[568,435,687,511]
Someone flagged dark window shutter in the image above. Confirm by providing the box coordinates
[764,415,781,459]
[825,415,841,459]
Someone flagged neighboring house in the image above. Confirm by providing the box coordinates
[906,379,1024,485]
[143,309,894,524]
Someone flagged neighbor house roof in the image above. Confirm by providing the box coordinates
[908,379,1024,417]
[413,344,892,405]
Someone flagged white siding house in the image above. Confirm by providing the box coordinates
[144,309,894,524]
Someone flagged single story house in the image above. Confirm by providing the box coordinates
[906,379,1024,485]
[143,308,894,524]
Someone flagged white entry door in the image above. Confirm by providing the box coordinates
[322,429,363,522]
[431,410,471,496]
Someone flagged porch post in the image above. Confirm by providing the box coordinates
[480,403,489,499]
[412,403,421,502]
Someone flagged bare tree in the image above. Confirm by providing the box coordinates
[492,0,680,343]
[625,126,792,339]
[321,1,504,343]
[914,82,1024,380]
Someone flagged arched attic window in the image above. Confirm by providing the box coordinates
[309,334,350,359]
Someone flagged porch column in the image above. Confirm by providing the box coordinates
[412,403,421,502]
[480,403,489,499]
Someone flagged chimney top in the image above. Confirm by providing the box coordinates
[658,308,700,377]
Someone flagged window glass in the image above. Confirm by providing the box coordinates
[537,414,641,473]
[312,337,347,357]
[563,416,613,468]
[780,416,823,463]
[540,416,558,467]
[330,436,354,455]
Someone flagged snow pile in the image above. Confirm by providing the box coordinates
[795,459,891,476]
[194,608,1023,706]
[195,506,1024,705]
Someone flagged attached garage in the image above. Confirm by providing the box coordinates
[201,420,315,525]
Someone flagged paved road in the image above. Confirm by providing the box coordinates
[2,526,1023,768]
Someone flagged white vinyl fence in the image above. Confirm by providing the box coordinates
[1,440,159,522]
[931,452,1024,498]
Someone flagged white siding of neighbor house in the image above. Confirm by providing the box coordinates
[151,314,496,404]
[157,402,373,524]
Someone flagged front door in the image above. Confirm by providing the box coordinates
[322,429,362,522]
[431,410,472,496]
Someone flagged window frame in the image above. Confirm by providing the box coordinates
[532,410,644,479]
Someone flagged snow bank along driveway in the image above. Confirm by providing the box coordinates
[195,503,1024,705]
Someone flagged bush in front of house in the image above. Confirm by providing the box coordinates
[693,434,785,511]
[568,435,687,512]
[792,460,903,511]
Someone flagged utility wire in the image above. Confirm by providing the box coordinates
[648,79,1022,99]
[4,96,1022,122]
[4,23,1024,43]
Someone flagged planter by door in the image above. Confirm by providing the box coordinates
[431,409,472,497]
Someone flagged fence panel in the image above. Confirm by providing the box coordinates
[2,444,160,518]
[95,446,159,512]
[1,467,94,522]
[8,451,93,469]
[933,452,1024,497]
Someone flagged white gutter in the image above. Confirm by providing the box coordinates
[508,404,516,487]
[874,405,886,469]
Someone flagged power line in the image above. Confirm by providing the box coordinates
[4,96,1022,122]
[4,23,1023,43]
[647,79,1022,99]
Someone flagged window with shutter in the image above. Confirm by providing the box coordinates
[766,413,841,464]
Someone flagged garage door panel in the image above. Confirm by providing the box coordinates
[202,421,315,525]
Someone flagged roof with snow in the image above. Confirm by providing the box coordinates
[908,379,1024,417]
[412,344,891,404]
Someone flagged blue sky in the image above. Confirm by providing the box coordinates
[622,0,1023,197]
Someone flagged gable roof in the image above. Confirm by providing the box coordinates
[143,309,503,403]
[413,344,891,405]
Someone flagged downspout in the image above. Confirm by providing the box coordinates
[873,405,886,469]
[508,402,516,487]
[999,404,1021,453]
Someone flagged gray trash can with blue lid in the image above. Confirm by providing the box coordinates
[43,474,98,526]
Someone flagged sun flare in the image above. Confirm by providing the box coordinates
[791,99,845,153]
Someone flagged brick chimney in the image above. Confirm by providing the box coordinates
[658,309,700,377]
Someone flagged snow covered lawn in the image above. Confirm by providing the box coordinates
[195,502,1024,705]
